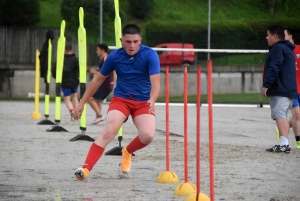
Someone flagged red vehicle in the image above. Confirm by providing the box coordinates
[155,43,195,67]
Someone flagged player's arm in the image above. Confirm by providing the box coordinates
[148,50,161,111]
[89,67,98,75]
[111,71,116,86]
[263,45,283,88]
[149,74,160,103]
[74,72,107,119]
[148,73,160,113]
[74,54,114,119]
[81,73,107,104]
[83,54,114,104]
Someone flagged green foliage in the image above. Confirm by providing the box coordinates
[38,0,63,27]
[145,19,300,52]
[128,0,154,19]
[36,0,300,48]
[60,0,114,34]
[0,0,40,26]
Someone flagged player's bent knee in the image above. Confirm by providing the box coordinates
[294,113,300,121]
[101,129,117,142]
[139,132,155,144]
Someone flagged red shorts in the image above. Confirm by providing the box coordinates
[108,97,155,119]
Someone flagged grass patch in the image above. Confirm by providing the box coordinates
[1,93,269,104]
[156,93,269,104]
[150,0,300,24]
[197,54,267,67]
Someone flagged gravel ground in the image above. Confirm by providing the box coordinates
[0,101,299,201]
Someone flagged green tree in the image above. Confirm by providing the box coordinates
[0,0,40,26]
[128,0,154,19]
[243,0,297,16]
[61,0,114,34]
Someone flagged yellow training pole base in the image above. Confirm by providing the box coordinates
[174,182,196,196]
[157,171,179,184]
[186,192,210,201]
[31,111,42,120]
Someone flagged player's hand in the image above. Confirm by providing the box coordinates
[147,99,155,115]
[74,104,84,120]
[89,68,98,74]
[262,87,268,98]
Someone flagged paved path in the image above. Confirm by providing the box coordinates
[0,101,299,201]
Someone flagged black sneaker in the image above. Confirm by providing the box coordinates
[266,145,291,153]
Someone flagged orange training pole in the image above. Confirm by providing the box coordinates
[184,65,188,182]
[174,66,195,196]
[165,66,170,171]
[207,60,215,201]
[157,66,178,184]
[196,66,201,196]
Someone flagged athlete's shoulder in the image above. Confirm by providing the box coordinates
[294,44,300,53]
[106,48,127,63]
[140,44,155,52]
[109,47,125,57]
[139,45,158,58]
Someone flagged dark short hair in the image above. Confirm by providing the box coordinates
[65,44,72,51]
[268,25,284,40]
[122,24,140,36]
[284,26,296,38]
[97,43,108,53]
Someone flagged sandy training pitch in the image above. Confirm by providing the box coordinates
[0,101,299,201]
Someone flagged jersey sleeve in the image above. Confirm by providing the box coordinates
[147,50,160,75]
[100,52,114,76]
[263,45,284,88]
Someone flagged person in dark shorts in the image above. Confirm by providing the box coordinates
[52,45,79,121]
[88,43,114,124]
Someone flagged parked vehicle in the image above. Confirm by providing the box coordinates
[155,43,195,67]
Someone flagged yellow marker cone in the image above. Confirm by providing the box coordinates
[186,192,210,201]
[174,182,196,196]
[31,50,42,120]
[157,170,179,183]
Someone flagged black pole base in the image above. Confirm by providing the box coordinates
[46,125,68,132]
[37,119,56,125]
[69,134,95,142]
[105,146,135,156]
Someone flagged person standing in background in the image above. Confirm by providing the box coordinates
[88,44,115,124]
[279,27,300,149]
[52,45,79,121]
[263,25,296,153]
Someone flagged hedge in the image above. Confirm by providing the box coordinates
[145,19,300,50]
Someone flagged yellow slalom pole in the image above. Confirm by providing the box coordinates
[44,39,52,117]
[114,0,123,136]
[114,0,122,48]
[69,7,94,141]
[31,50,42,119]
[46,21,67,132]
[47,20,68,132]
[104,0,124,154]
[55,20,66,124]
[78,7,87,131]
